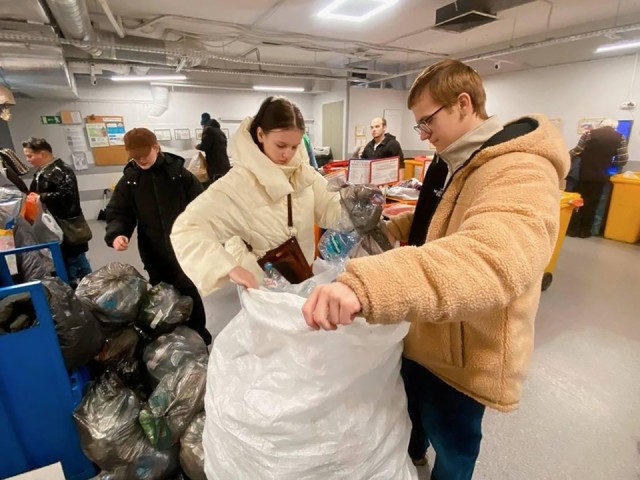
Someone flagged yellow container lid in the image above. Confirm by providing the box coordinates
[560,191,583,208]
[610,172,640,184]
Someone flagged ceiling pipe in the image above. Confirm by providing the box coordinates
[361,21,640,85]
[43,0,102,55]
[0,30,389,76]
[96,0,125,38]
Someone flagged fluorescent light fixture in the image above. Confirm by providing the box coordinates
[253,85,305,92]
[317,0,399,23]
[596,40,640,54]
[110,74,187,82]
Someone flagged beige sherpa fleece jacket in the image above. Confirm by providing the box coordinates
[339,115,570,412]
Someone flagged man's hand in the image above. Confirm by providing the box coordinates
[229,266,259,289]
[113,235,129,251]
[302,282,362,331]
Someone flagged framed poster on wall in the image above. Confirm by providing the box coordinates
[154,129,171,141]
[174,128,191,140]
[577,117,604,135]
[195,128,203,140]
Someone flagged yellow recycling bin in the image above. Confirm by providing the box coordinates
[542,192,583,291]
[604,172,640,244]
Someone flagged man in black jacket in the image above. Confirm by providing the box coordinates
[361,117,405,168]
[196,118,231,187]
[23,137,92,284]
[105,128,211,343]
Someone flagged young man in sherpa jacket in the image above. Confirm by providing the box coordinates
[303,59,569,480]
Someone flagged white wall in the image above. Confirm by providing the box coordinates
[9,80,316,163]
[349,55,640,165]
[483,55,640,165]
[311,81,349,157]
[8,80,315,218]
[347,87,427,156]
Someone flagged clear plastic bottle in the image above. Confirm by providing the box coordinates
[263,262,291,291]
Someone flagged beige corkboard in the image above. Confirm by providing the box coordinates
[86,115,129,166]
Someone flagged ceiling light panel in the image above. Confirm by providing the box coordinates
[317,0,399,23]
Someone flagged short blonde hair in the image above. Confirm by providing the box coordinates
[600,118,618,129]
[407,59,488,119]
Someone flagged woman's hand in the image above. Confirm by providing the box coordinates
[302,282,362,330]
[229,266,259,289]
[112,235,129,251]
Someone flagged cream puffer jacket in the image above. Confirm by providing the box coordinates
[171,117,342,295]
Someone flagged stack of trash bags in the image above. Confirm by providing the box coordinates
[204,183,417,480]
[66,263,207,480]
[44,261,207,480]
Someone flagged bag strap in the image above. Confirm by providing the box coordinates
[243,194,293,253]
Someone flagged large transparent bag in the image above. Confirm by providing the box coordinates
[139,361,206,449]
[143,326,208,385]
[136,282,193,336]
[42,277,105,371]
[180,412,205,480]
[76,263,148,326]
[204,281,417,480]
[73,374,154,470]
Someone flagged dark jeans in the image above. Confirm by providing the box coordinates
[402,358,485,480]
[568,180,606,237]
[148,271,212,345]
[63,252,92,286]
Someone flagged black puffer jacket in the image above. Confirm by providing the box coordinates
[30,158,88,256]
[362,133,405,168]
[196,119,231,181]
[104,152,203,286]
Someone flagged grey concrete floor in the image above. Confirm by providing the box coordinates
[86,222,640,480]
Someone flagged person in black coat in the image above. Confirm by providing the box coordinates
[361,116,405,168]
[104,128,211,344]
[23,137,92,284]
[196,118,231,186]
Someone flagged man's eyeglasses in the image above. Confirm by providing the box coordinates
[412,105,446,135]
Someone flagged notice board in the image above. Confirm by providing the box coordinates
[86,115,128,165]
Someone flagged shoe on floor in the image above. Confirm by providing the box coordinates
[412,456,429,467]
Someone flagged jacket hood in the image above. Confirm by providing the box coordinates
[123,151,186,181]
[229,117,316,201]
[205,118,221,129]
[471,115,569,183]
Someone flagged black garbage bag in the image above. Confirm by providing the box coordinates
[95,328,149,398]
[136,283,193,337]
[143,326,208,385]
[139,362,206,449]
[92,447,179,480]
[73,373,151,470]
[179,412,205,480]
[76,263,148,326]
[42,277,105,371]
[14,216,55,282]
[0,292,36,334]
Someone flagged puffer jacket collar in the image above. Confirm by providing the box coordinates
[122,152,186,186]
[229,117,316,202]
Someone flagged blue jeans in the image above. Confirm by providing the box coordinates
[402,358,485,480]
[63,252,92,285]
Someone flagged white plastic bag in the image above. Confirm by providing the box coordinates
[203,284,417,480]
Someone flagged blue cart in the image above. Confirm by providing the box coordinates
[0,241,95,480]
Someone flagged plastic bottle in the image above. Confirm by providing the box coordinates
[263,262,291,291]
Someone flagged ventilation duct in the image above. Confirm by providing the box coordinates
[434,0,536,33]
[148,85,169,118]
[44,0,102,55]
[0,22,78,100]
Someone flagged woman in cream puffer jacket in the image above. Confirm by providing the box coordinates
[171,97,342,295]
